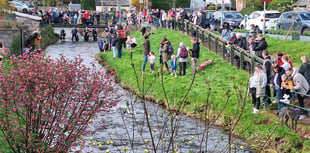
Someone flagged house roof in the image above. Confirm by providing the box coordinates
[292,0,307,7]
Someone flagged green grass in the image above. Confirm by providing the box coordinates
[97,28,307,152]
[265,36,310,66]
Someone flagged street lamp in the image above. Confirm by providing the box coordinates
[139,0,143,12]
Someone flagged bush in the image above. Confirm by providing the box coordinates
[0,53,119,152]
[10,33,21,56]
[302,31,310,36]
[233,29,249,33]
[268,30,299,36]
[239,7,260,16]
[39,25,59,49]
[207,4,216,10]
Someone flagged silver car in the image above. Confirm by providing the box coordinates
[277,11,310,34]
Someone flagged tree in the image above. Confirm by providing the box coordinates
[0,53,119,152]
[152,0,190,10]
[0,0,7,9]
[267,0,298,12]
[81,0,96,10]
[131,0,143,11]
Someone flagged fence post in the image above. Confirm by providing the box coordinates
[201,30,204,44]
[240,51,245,69]
[215,37,218,54]
[20,28,24,56]
[208,33,211,50]
[222,41,226,59]
[196,26,199,41]
[251,56,256,73]
[186,21,189,35]
[230,45,234,66]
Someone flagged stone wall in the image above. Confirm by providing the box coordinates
[0,28,20,52]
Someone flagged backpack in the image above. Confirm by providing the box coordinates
[168,44,174,54]
[180,47,188,58]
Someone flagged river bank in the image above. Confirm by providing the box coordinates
[95,28,310,152]
[45,27,252,153]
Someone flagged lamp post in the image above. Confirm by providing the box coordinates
[139,0,143,12]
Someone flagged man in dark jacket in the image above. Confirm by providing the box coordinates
[254,34,268,58]
[262,50,273,105]
[299,55,310,88]
[233,33,246,68]
[190,37,200,75]
[142,33,151,73]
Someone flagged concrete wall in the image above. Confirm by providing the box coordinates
[0,28,20,52]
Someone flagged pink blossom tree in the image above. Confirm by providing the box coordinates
[0,52,119,152]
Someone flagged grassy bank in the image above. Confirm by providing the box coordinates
[97,28,309,152]
[265,37,310,66]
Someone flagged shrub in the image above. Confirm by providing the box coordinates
[268,30,299,36]
[0,53,120,152]
[207,4,216,10]
[239,7,260,16]
[10,32,21,56]
[39,25,59,49]
[233,29,249,33]
[302,31,310,36]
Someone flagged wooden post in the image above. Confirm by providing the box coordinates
[251,56,256,73]
[208,33,211,50]
[222,42,226,60]
[230,45,234,66]
[240,51,245,69]
[215,37,218,54]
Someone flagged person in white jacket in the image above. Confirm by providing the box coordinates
[249,64,267,114]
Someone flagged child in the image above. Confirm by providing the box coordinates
[280,74,293,102]
[98,38,105,52]
[148,51,155,73]
[170,55,177,77]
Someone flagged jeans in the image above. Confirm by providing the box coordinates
[191,58,197,75]
[142,55,148,72]
[112,46,116,58]
[275,87,284,113]
[179,62,186,76]
[117,47,122,58]
[250,88,261,109]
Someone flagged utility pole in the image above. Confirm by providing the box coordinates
[220,0,224,27]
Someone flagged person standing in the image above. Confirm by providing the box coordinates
[249,64,267,114]
[253,34,268,58]
[286,68,310,120]
[271,65,286,114]
[299,55,310,87]
[190,38,200,75]
[262,50,273,105]
[115,33,123,58]
[71,27,78,42]
[170,55,177,77]
[142,34,151,73]
[149,51,155,73]
[160,37,170,70]
[111,34,117,58]
[176,42,188,76]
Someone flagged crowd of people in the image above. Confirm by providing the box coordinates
[21,6,310,119]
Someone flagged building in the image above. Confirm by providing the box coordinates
[95,0,131,12]
[292,0,310,10]
[190,0,232,9]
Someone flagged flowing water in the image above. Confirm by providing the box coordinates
[45,28,253,153]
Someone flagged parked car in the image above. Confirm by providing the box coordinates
[8,1,32,13]
[239,10,281,32]
[277,11,310,35]
[213,11,243,31]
